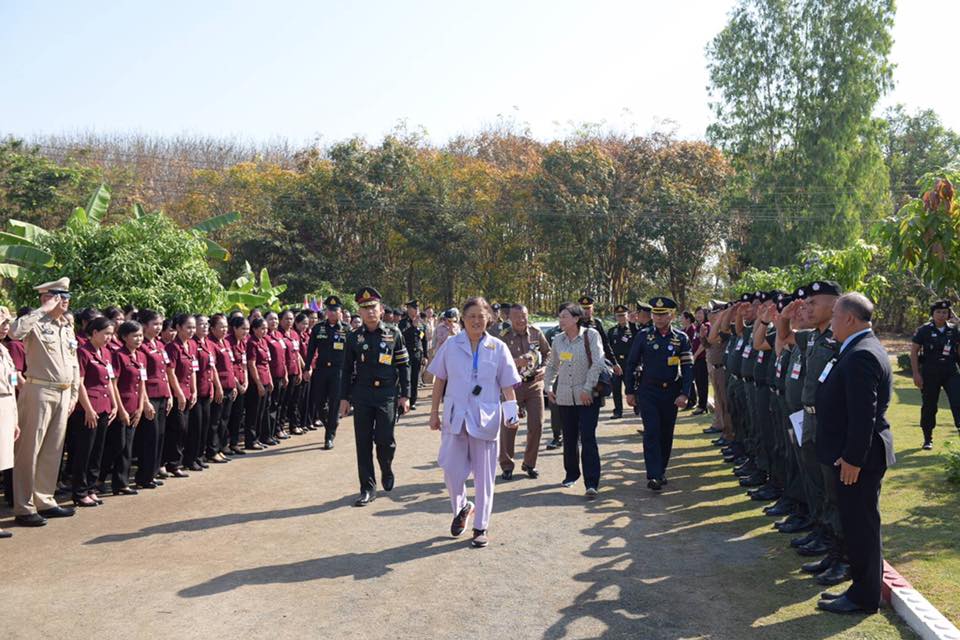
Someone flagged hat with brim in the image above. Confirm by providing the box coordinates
[355,286,381,309]
[649,296,677,314]
[35,277,70,295]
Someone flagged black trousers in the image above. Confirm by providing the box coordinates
[185,396,209,466]
[611,373,624,414]
[920,366,960,438]
[163,403,190,469]
[835,441,887,611]
[558,402,602,489]
[693,359,709,410]
[310,367,343,435]
[285,379,303,429]
[408,356,423,405]
[227,390,245,448]
[268,378,286,435]
[100,418,135,488]
[352,391,397,492]
[245,385,271,445]
[134,397,167,484]
[207,392,235,457]
[68,410,109,498]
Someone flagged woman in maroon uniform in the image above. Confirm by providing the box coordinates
[264,312,289,441]
[281,310,305,435]
[225,315,249,456]
[103,320,147,495]
[135,310,172,488]
[245,317,273,449]
[206,314,235,464]
[188,315,220,471]
[164,314,197,477]
[103,306,126,353]
[68,316,119,507]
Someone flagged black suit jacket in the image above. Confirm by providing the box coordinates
[814,331,894,469]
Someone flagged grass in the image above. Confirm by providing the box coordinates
[671,357,960,631]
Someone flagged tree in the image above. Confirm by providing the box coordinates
[882,105,960,212]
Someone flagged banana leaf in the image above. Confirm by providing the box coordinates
[6,219,49,242]
[85,184,111,223]
[0,262,22,279]
[0,244,55,267]
[192,211,240,234]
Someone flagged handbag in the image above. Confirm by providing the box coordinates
[583,329,614,398]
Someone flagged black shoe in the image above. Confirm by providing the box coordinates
[922,440,933,450]
[501,469,514,481]
[324,438,334,450]
[38,506,75,518]
[230,446,247,455]
[546,439,561,450]
[246,442,264,450]
[354,490,376,507]
[113,487,139,496]
[267,438,280,445]
[816,561,851,586]
[702,425,721,434]
[817,595,876,615]
[820,591,846,601]
[382,474,395,492]
[136,481,159,490]
[695,409,710,417]
[153,479,165,486]
[450,501,474,537]
[750,485,781,502]
[791,530,819,548]
[779,516,815,534]
[712,437,729,446]
[15,513,47,527]
[764,499,794,516]
[521,464,539,479]
[797,538,830,557]
[739,473,767,488]
[610,411,622,420]
[0,529,11,539]
[802,555,834,574]
[169,468,190,478]
[647,478,663,491]
[471,528,489,548]
[198,460,210,469]
[187,463,203,472]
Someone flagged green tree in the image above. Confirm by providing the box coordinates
[882,105,960,211]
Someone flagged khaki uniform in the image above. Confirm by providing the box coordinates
[705,333,731,438]
[499,324,550,472]
[0,343,17,471]
[10,309,79,516]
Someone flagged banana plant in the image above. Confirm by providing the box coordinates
[222,262,286,313]
[0,219,54,282]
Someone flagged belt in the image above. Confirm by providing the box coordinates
[25,376,72,391]
[804,405,816,414]
[641,378,679,390]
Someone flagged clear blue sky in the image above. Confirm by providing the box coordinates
[1,0,956,146]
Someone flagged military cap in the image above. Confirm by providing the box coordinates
[804,280,842,297]
[931,299,952,312]
[500,302,512,311]
[324,295,343,310]
[442,308,459,320]
[764,289,787,304]
[739,292,757,303]
[355,286,382,308]
[649,296,677,314]
[614,304,629,314]
[34,277,71,295]
[708,299,727,312]
[491,303,501,312]
[406,299,419,309]
[636,301,653,313]
[775,293,794,313]
[578,295,595,308]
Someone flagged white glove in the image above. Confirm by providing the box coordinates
[502,400,519,426]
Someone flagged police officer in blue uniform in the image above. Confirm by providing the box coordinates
[305,295,350,450]
[339,287,411,506]
[910,299,960,449]
[625,297,694,491]
[607,304,635,419]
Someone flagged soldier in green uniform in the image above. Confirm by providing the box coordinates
[714,299,747,466]
[607,305,634,419]
[910,299,960,449]
[339,287,411,506]
[398,300,429,410]
[748,291,786,503]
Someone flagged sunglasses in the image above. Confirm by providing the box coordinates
[45,291,71,300]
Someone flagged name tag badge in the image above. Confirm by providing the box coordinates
[667,356,680,366]
[559,351,573,362]
[279,341,286,350]
[228,350,235,362]
[192,359,200,372]
[209,354,216,367]
[162,351,170,364]
[817,361,835,383]
[943,343,952,356]
[139,367,148,381]
[757,351,765,364]
[378,353,393,365]
[242,354,248,365]
[621,336,629,343]
[10,372,18,386]
[736,338,744,349]
[790,362,802,379]
[293,340,300,350]
[776,361,783,376]
[334,342,344,351]
[106,363,115,379]
[742,345,752,358]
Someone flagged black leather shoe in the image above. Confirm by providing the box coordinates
[750,485,781,501]
[817,595,876,615]
[382,474,395,492]
[802,555,834,574]
[324,438,334,450]
[113,487,139,496]
[820,591,846,601]
[732,455,750,466]
[779,516,815,534]
[922,440,933,450]
[610,411,622,420]
[501,469,514,481]
[797,538,830,556]
[354,490,376,506]
[15,513,47,527]
[521,464,539,479]
[0,529,11,538]
[187,463,203,472]
[38,506,75,518]
[712,437,730,446]
[450,501,474,537]
[763,499,794,516]
[170,468,190,478]
[734,463,757,477]
[791,530,819,548]
[739,473,767,488]
[136,481,158,490]
[816,561,851,586]
[230,446,247,455]
[647,478,663,491]
[702,426,722,434]
[546,438,561,450]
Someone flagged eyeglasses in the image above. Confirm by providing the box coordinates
[45,291,71,300]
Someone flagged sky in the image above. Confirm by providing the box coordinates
[1,0,957,147]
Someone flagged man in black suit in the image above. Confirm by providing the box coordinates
[814,293,895,615]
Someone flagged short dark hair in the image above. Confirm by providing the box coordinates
[559,302,583,319]
[87,316,115,334]
[837,293,874,323]
[118,320,142,340]
[682,310,695,323]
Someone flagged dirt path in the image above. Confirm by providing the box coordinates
[0,407,913,639]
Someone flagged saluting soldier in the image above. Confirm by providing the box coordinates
[607,305,635,419]
[305,295,350,450]
[625,297,694,491]
[909,299,960,450]
[398,300,429,410]
[498,304,550,480]
[339,287,411,506]
[10,277,80,526]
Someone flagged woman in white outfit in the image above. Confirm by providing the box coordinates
[427,297,521,548]
[0,306,21,539]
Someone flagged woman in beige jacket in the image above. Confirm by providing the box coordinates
[0,306,22,539]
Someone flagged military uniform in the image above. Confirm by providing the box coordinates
[398,300,428,409]
[499,321,550,477]
[912,300,960,446]
[306,295,350,448]
[543,322,564,447]
[577,295,613,362]
[607,305,636,419]
[342,287,411,505]
[624,297,693,490]
[10,278,80,523]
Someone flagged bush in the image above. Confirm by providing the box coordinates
[13,214,223,315]
[945,441,960,485]
[896,353,913,373]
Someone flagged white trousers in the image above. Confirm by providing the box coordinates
[438,428,498,531]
